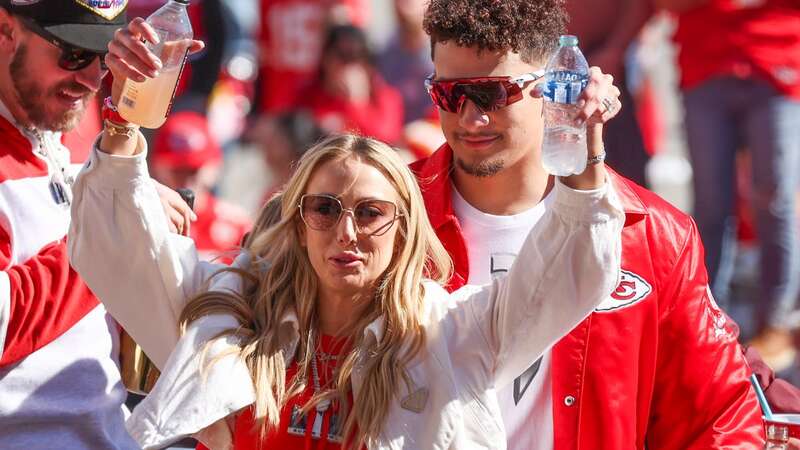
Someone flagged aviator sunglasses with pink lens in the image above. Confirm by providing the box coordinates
[299,194,403,236]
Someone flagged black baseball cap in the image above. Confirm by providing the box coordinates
[1,0,128,53]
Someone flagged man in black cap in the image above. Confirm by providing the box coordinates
[0,1,186,448]
[0,0,125,131]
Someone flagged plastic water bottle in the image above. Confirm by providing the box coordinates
[542,35,590,176]
[118,0,193,129]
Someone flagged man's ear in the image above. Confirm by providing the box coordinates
[0,9,19,54]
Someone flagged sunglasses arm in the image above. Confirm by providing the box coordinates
[512,69,546,87]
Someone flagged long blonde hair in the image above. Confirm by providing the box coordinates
[180,134,452,448]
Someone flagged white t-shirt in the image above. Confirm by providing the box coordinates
[452,184,554,450]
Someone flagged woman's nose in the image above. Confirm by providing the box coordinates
[336,210,358,245]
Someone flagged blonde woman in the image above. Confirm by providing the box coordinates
[71,131,622,450]
[69,20,624,450]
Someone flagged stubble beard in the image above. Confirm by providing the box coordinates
[455,156,505,178]
[10,43,91,133]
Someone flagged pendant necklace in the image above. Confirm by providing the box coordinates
[310,346,331,438]
[287,333,345,442]
[310,340,344,443]
[29,128,73,206]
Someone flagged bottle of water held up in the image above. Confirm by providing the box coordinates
[118,0,193,129]
[542,35,590,176]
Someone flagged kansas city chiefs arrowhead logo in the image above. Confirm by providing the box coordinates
[595,270,652,312]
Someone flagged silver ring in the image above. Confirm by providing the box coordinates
[601,96,617,114]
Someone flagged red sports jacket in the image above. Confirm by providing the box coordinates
[410,144,765,449]
[0,114,99,367]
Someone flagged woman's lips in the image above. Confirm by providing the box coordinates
[329,253,363,268]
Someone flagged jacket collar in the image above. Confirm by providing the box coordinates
[608,167,648,217]
[411,143,649,226]
[278,308,387,348]
[410,142,458,231]
[0,97,59,153]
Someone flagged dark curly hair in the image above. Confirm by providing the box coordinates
[423,0,567,64]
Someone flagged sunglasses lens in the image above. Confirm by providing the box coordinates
[301,195,342,230]
[19,17,103,72]
[429,83,457,113]
[59,48,103,71]
[461,82,508,111]
[300,196,399,235]
[430,80,512,113]
[354,200,397,235]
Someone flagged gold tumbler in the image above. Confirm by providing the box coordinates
[119,331,161,395]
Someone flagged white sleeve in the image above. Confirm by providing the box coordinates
[450,178,624,388]
[67,137,223,369]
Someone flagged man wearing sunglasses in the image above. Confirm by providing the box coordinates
[0,1,180,448]
[412,0,764,448]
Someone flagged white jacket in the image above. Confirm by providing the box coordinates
[68,141,624,450]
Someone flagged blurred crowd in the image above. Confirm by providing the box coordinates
[65,0,800,383]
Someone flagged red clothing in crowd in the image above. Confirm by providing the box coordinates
[150,111,251,263]
[299,76,404,144]
[257,0,369,113]
[198,335,361,450]
[410,145,765,449]
[190,193,252,264]
[673,0,800,99]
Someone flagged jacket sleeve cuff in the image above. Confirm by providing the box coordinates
[84,131,150,189]
[553,177,622,223]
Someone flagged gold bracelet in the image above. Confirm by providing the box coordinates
[103,119,139,139]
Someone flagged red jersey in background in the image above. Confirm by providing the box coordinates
[257,0,369,113]
[191,193,252,264]
[299,76,404,144]
[673,0,800,99]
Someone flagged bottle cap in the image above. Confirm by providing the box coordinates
[559,35,579,47]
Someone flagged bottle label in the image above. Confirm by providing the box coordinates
[544,71,588,105]
[121,94,136,109]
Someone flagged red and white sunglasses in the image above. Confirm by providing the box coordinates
[424,70,545,113]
